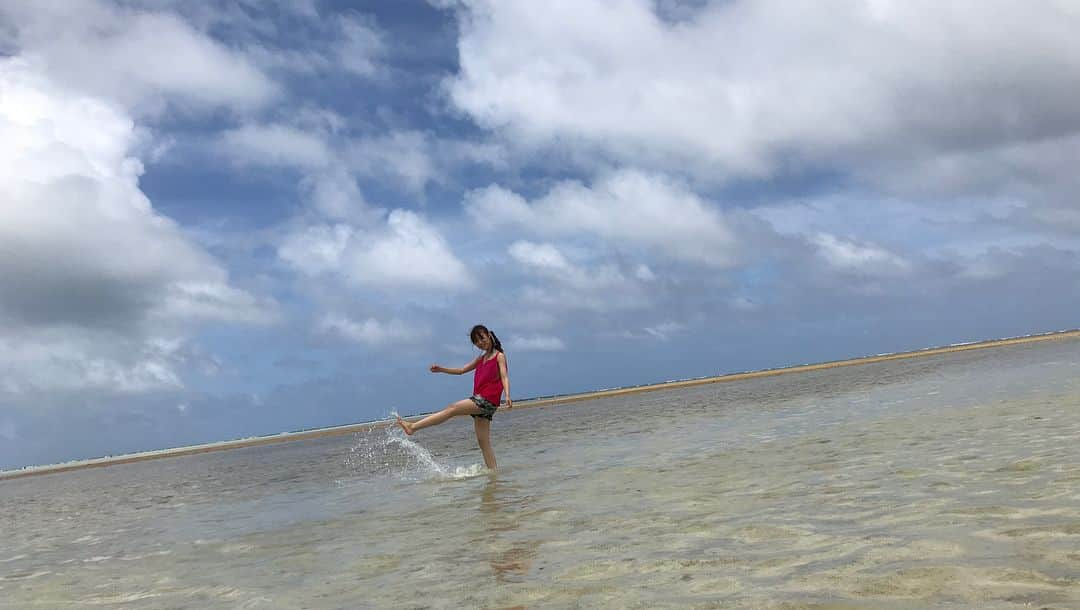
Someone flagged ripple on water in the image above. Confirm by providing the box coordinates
[996,521,1080,539]
[3,340,1080,608]
[733,524,809,544]
[1,570,51,581]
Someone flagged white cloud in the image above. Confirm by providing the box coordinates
[300,166,380,224]
[508,241,573,273]
[0,59,270,326]
[0,57,275,396]
[279,224,354,275]
[280,211,473,291]
[0,328,189,395]
[0,1,278,115]
[508,241,654,312]
[811,233,912,277]
[337,15,386,77]
[465,185,532,228]
[220,123,332,169]
[348,131,440,195]
[318,314,430,346]
[152,282,279,325]
[861,133,1080,238]
[634,264,656,282]
[611,320,690,341]
[468,170,737,266]
[644,321,686,340]
[446,0,1080,181]
[347,130,509,195]
[348,210,473,289]
[238,12,385,79]
[749,195,1064,271]
[508,335,566,352]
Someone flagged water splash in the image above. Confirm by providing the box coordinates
[443,463,490,479]
[384,432,449,478]
[345,413,489,481]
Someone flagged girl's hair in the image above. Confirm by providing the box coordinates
[470,324,503,353]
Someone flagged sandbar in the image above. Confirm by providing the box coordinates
[2,328,1077,481]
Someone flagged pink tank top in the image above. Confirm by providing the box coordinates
[473,353,503,405]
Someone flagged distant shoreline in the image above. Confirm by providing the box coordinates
[3,328,1078,481]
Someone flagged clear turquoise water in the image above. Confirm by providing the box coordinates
[2,340,1079,608]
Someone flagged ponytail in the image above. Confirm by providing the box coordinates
[470,324,503,353]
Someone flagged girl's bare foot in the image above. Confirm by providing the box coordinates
[395,415,414,436]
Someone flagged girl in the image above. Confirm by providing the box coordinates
[395,325,511,470]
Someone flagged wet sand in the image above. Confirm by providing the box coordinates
[3,328,1077,481]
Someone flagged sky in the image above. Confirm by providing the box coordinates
[2,0,1080,470]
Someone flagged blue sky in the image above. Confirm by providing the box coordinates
[3,0,1080,469]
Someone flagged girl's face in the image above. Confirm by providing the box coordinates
[473,332,491,351]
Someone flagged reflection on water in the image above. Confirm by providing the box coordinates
[479,477,537,582]
[1,339,1080,607]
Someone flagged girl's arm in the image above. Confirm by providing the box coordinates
[430,356,481,375]
[497,352,512,408]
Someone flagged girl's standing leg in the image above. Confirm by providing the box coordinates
[396,399,481,435]
[473,417,497,470]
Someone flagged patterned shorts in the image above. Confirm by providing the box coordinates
[469,394,498,420]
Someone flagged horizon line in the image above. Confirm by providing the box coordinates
[3,327,1078,481]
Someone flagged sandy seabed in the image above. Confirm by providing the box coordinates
[3,329,1077,481]
[1,334,1078,608]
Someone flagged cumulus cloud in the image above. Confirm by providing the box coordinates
[351,210,472,289]
[811,233,912,277]
[278,224,354,276]
[634,264,657,282]
[0,58,275,395]
[220,123,332,169]
[348,131,440,195]
[0,328,190,395]
[152,282,278,325]
[468,170,737,266]
[336,15,386,77]
[445,0,1080,183]
[219,126,479,295]
[609,320,689,341]
[346,130,508,195]
[861,132,1080,237]
[318,314,430,346]
[280,211,473,291]
[508,335,566,352]
[0,0,278,114]
[507,241,573,273]
[299,166,381,224]
[232,12,385,79]
[215,125,483,293]
[508,240,654,312]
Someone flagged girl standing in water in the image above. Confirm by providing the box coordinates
[396,325,511,470]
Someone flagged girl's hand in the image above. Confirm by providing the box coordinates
[505,398,513,409]
[430,364,442,373]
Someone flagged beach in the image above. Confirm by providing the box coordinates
[3,328,1078,481]
[1,334,1079,607]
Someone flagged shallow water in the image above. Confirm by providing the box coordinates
[2,340,1080,608]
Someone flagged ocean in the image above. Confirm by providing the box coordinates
[2,338,1079,608]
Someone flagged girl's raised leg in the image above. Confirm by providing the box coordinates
[396,399,481,435]
[473,417,497,470]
